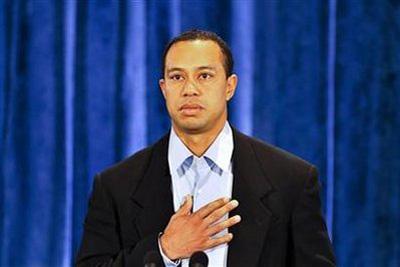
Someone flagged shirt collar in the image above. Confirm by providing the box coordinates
[168,121,234,176]
[202,122,233,173]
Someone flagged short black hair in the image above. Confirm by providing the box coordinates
[161,29,234,78]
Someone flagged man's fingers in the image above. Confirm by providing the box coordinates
[206,215,241,236]
[176,195,192,215]
[203,200,239,225]
[194,197,230,218]
[205,233,234,249]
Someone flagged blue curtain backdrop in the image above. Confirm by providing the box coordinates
[1,0,399,266]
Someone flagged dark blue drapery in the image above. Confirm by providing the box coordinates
[1,0,399,266]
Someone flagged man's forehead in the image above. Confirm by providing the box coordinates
[165,40,224,68]
[168,39,220,51]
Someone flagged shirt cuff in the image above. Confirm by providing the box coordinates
[158,233,181,267]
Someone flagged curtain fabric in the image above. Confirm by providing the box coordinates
[1,0,399,266]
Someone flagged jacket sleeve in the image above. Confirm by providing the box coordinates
[75,174,163,267]
[291,166,336,266]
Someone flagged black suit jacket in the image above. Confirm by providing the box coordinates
[76,128,336,266]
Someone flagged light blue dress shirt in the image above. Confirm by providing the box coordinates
[159,122,234,267]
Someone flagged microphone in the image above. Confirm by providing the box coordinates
[189,251,209,267]
[143,250,162,267]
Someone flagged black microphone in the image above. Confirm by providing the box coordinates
[189,251,209,267]
[143,250,162,267]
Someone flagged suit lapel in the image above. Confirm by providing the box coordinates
[129,134,175,238]
[228,129,276,267]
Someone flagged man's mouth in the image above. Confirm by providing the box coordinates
[179,103,204,116]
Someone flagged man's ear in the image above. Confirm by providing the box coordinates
[159,78,166,99]
[226,74,238,101]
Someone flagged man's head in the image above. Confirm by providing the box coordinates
[159,30,238,136]
[161,29,234,78]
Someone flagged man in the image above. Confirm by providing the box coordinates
[76,30,336,266]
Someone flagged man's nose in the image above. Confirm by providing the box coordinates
[182,79,199,96]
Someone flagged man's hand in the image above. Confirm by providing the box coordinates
[160,195,241,260]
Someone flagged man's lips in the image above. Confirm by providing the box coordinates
[179,103,204,116]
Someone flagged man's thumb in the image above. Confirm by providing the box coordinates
[178,195,192,215]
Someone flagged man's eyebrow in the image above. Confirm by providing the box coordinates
[166,66,217,73]
[166,67,185,73]
[197,66,217,71]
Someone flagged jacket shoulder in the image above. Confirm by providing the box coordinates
[235,130,316,188]
[251,136,312,169]
[96,144,155,198]
[102,145,153,178]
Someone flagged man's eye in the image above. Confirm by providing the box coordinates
[199,73,212,80]
[170,75,183,81]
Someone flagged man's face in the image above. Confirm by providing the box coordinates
[159,40,237,135]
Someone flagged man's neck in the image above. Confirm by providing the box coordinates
[173,121,226,157]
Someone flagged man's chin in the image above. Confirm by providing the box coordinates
[174,121,208,134]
